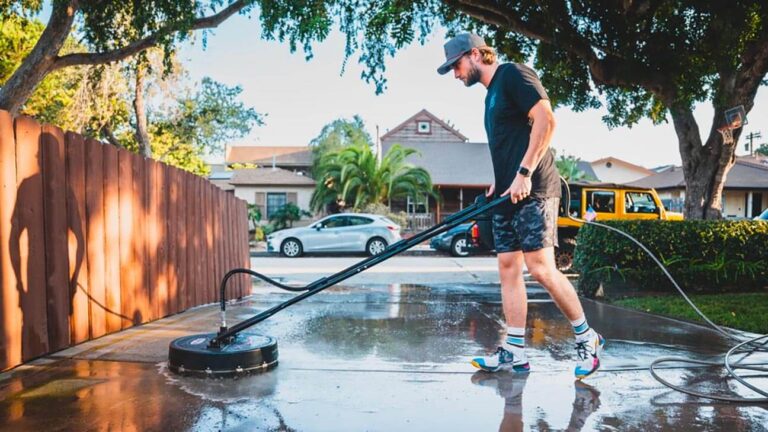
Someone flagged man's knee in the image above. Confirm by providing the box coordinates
[525,254,558,284]
[498,251,524,272]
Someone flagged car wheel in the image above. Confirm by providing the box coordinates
[555,237,576,273]
[281,238,303,258]
[366,237,388,256]
[450,237,470,257]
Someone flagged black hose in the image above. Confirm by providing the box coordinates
[560,176,768,403]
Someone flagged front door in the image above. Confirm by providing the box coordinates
[752,192,763,218]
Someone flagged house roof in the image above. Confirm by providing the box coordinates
[225,146,309,164]
[250,149,313,167]
[380,109,468,142]
[627,160,768,190]
[229,167,316,186]
[591,157,654,175]
[382,140,493,186]
[576,160,598,180]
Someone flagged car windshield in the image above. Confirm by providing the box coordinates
[758,209,768,220]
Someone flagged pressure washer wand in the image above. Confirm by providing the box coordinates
[208,194,508,348]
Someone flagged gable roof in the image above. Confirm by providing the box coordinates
[591,157,654,175]
[380,109,468,142]
[382,140,493,186]
[627,160,768,190]
[229,167,316,186]
[226,146,309,164]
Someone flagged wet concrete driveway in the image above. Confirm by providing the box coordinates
[1,281,767,431]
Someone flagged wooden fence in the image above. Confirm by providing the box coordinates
[0,111,250,371]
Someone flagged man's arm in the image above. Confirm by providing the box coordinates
[504,99,556,203]
[520,99,556,172]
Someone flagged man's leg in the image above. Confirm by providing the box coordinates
[524,247,604,379]
[516,197,604,379]
[498,251,527,328]
[471,216,530,373]
[523,247,582,321]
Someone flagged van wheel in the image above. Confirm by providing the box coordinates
[555,237,577,273]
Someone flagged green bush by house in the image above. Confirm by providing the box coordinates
[574,220,768,297]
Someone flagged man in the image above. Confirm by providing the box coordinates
[437,33,604,379]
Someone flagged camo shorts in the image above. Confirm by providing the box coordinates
[492,197,559,253]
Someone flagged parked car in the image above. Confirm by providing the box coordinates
[266,213,401,257]
[754,209,768,221]
[429,222,474,257]
[466,182,683,272]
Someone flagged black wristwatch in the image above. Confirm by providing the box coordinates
[518,166,532,177]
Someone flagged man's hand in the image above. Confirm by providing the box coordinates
[501,174,532,204]
[485,183,495,197]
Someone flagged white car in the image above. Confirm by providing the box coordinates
[267,213,402,257]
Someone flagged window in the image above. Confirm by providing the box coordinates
[347,216,373,226]
[322,216,348,228]
[625,192,658,214]
[266,192,287,219]
[416,121,431,134]
[586,191,615,213]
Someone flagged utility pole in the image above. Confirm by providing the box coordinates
[745,131,762,156]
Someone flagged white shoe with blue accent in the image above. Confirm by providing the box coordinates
[471,346,531,373]
[574,330,605,379]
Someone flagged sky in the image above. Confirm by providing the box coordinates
[178,12,768,169]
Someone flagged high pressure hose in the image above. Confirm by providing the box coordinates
[559,176,768,403]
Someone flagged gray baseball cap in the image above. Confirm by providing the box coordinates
[437,33,487,75]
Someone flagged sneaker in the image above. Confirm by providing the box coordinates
[471,346,531,373]
[574,331,604,379]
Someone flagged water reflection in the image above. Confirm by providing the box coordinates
[470,372,600,432]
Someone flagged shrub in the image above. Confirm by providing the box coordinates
[574,220,768,297]
[361,203,407,228]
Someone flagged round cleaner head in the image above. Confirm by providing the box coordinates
[168,333,278,377]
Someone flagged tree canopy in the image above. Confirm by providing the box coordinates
[3,1,766,217]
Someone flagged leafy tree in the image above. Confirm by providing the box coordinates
[268,202,311,230]
[310,115,372,154]
[0,1,255,114]
[0,13,130,135]
[251,1,768,219]
[169,77,264,156]
[555,153,594,182]
[311,143,437,212]
[756,143,768,157]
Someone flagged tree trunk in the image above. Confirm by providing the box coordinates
[133,63,152,158]
[0,1,78,114]
[671,105,738,220]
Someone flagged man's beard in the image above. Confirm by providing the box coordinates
[464,63,481,87]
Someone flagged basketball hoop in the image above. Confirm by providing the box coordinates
[717,105,747,145]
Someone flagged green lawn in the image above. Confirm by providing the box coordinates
[612,292,768,334]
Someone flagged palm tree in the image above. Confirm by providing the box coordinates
[311,143,438,212]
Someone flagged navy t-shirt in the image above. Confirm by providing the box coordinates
[484,63,561,214]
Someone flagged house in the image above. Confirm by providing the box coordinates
[229,167,316,226]
[627,156,768,218]
[589,157,654,183]
[380,109,493,226]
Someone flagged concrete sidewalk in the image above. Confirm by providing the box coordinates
[1,277,766,431]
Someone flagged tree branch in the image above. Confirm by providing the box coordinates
[51,0,254,70]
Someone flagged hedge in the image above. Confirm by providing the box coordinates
[574,220,768,297]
